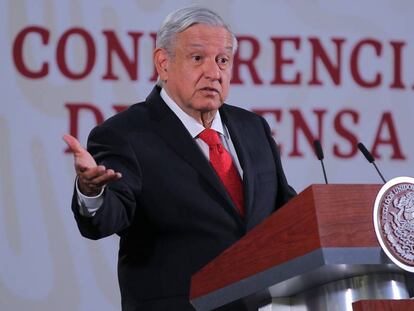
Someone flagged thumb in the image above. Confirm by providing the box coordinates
[63,134,97,172]
[63,134,85,155]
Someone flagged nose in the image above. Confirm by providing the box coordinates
[203,58,220,81]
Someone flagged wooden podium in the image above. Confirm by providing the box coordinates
[190,185,414,311]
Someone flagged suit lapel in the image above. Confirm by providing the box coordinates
[146,87,244,224]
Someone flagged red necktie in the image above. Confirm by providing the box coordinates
[199,129,245,216]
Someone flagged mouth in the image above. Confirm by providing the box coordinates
[199,87,219,94]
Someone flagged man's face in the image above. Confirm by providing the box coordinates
[156,24,234,120]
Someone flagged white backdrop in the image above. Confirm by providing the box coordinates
[1,1,413,310]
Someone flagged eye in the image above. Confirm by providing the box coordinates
[192,55,202,62]
[217,57,230,67]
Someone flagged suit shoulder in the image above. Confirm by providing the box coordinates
[221,103,264,123]
[95,101,151,133]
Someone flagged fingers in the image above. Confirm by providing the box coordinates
[63,134,84,155]
[63,134,122,195]
[82,166,122,187]
[63,134,97,173]
[78,165,122,196]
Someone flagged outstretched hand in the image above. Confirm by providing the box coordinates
[63,134,122,196]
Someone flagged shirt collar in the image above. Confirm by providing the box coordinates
[160,88,225,138]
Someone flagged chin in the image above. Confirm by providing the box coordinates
[204,96,224,107]
[199,101,223,112]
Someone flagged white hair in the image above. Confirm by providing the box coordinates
[155,6,238,86]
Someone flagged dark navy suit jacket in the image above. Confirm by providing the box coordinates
[72,86,296,310]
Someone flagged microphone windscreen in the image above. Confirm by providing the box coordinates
[313,140,324,160]
[357,142,375,163]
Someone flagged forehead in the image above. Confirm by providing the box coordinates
[175,24,233,52]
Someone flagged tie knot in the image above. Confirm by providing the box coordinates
[198,129,221,147]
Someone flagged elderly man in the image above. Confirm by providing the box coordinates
[64,6,296,311]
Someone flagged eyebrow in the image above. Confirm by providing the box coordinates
[187,43,233,52]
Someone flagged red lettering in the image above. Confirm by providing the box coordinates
[371,112,406,160]
[102,31,143,81]
[13,26,49,78]
[308,37,345,86]
[289,109,326,157]
[270,37,301,85]
[56,28,96,80]
[333,110,359,158]
[389,41,405,89]
[350,39,382,88]
[231,36,263,85]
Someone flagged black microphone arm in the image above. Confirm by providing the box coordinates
[313,140,328,184]
[357,142,386,184]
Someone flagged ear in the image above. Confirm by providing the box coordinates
[153,48,170,82]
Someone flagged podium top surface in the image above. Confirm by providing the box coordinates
[190,184,393,308]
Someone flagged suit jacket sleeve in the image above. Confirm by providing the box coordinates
[71,124,142,240]
[261,116,297,208]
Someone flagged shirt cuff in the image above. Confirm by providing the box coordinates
[75,176,105,217]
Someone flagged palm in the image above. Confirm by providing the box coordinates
[63,134,122,196]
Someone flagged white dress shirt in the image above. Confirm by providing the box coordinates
[77,88,243,216]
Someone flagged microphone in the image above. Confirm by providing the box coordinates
[357,142,386,184]
[313,140,328,184]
